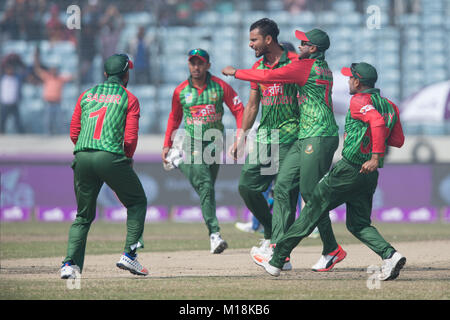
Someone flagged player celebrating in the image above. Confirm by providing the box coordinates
[61,54,149,279]
[257,62,406,281]
[162,49,244,254]
[229,18,301,270]
[223,28,345,272]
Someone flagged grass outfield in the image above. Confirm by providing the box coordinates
[1,221,449,301]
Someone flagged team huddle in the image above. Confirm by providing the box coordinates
[60,18,406,282]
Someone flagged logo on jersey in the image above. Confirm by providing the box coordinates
[210,91,218,102]
[185,93,193,104]
[260,83,283,97]
[305,144,314,154]
[360,104,375,115]
[233,95,242,106]
[190,104,216,117]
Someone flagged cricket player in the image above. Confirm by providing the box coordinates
[162,49,244,254]
[223,28,345,272]
[61,54,149,279]
[257,62,407,281]
[229,18,301,271]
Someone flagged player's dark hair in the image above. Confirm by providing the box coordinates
[250,18,279,43]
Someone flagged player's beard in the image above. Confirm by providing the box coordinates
[298,49,310,60]
[254,44,269,58]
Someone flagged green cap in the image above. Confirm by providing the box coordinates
[188,48,210,63]
[104,54,134,76]
[295,28,330,51]
[341,62,378,86]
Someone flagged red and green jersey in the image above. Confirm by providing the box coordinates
[70,78,140,158]
[164,72,244,148]
[342,88,405,167]
[235,54,338,140]
[251,49,300,144]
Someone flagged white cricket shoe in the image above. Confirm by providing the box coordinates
[251,241,292,271]
[210,232,228,254]
[250,239,272,266]
[260,260,281,277]
[60,262,80,279]
[163,148,183,171]
[378,252,406,281]
[116,253,149,276]
[235,221,262,233]
[311,244,347,272]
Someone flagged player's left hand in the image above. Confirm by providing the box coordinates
[222,66,237,76]
[162,147,170,163]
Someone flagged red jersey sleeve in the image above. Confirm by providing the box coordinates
[235,59,314,87]
[386,100,405,148]
[163,84,185,148]
[215,77,244,129]
[69,90,87,145]
[123,89,140,158]
[350,94,386,154]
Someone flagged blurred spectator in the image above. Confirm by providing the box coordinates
[0,0,38,40]
[127,26,153,84]
[175,2,194,26]
[0,54,26,133]
[99,5,125,64]
[283,0,307,13]
[34,53,73,135]
[46,3,76,44]
[79,0,101,84]
[393,0,421,14]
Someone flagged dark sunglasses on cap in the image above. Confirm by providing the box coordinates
[301,40,315,47]
[188,49,208,58]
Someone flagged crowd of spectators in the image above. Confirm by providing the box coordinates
[0,0,438,135]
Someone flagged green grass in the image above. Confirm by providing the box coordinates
[1,221,450,260]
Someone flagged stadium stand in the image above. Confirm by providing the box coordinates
[0,0,449,135]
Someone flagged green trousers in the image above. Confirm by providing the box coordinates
[178,162,220,235]
[238,142,298,240]
[179,139,221,236]
[271,136,339,255]
[63,151,147,272]
[270,158,396,269]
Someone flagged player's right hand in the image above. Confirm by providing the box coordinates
[222,66,237,76]
[229,139,245,160]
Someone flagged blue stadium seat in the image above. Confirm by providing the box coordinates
[318,11,338,25]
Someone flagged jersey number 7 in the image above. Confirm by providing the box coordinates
[89,106,107,140]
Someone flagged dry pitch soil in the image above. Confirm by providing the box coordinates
[1,240,449,282]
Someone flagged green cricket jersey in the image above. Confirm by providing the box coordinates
[235,52,338,141]
[252,49,300,144]
[164,72,244,148]
[70,78,140,158]
[296,55,338,139]
[342,88,404,167]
